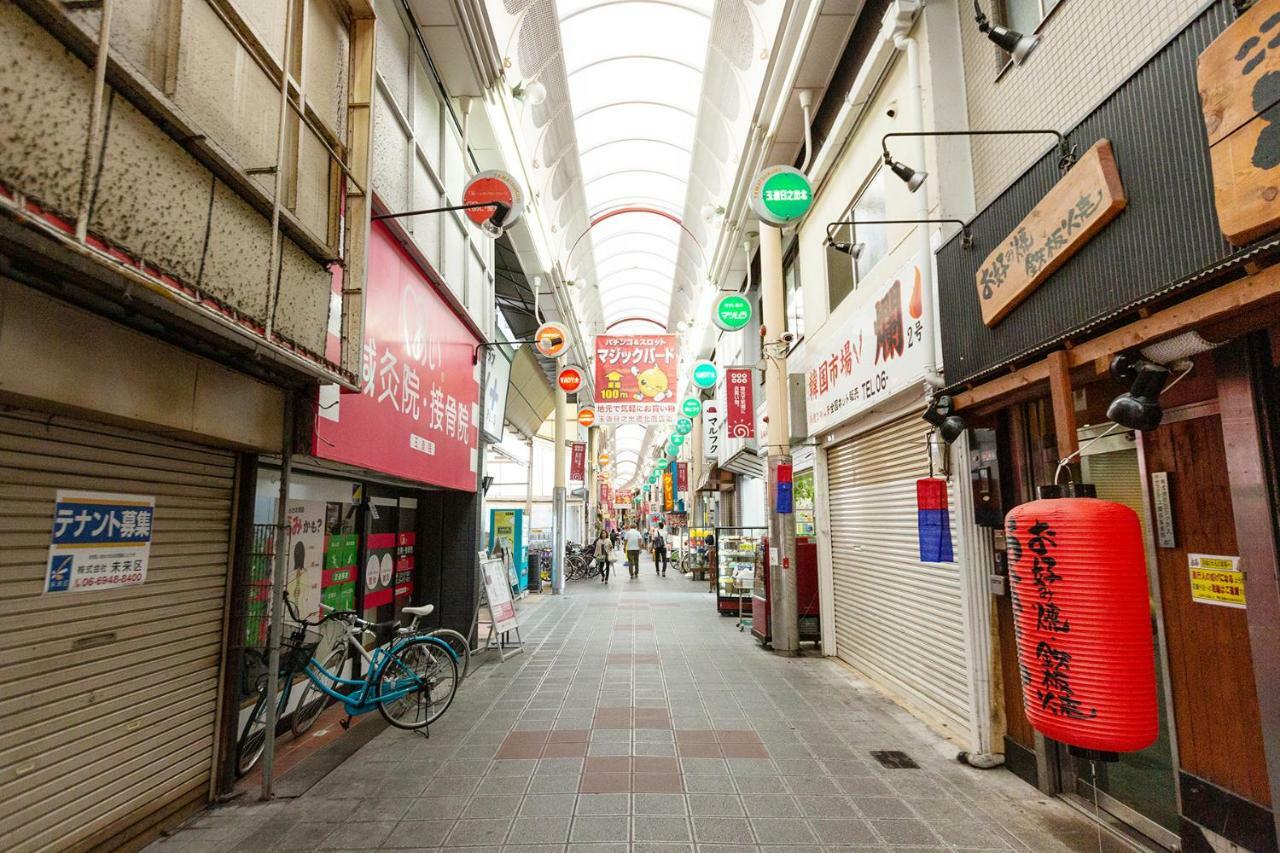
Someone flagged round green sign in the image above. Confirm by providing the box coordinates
[713,294,752,332]
[681,396,703,417]
[692,359,719,389]
[671,434,685,447]
[750,165,813,226]
[676,417,693,435]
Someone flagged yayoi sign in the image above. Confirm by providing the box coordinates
[749,165,813,226]
[713,294,752,332]
[692,359,719,389]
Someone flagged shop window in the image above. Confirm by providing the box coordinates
[826,168,889,313]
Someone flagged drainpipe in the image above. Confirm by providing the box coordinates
[893,29,946,392]
[75,0,113,244]
[552,359,568,594]
[261,394,294,801]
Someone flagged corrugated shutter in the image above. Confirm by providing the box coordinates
[0,410,236,852]
[827,412,972,741]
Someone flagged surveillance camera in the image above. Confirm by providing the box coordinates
[780,331,797,344]
[886,100,898,118]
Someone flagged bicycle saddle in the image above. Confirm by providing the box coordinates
[402,604,434,617]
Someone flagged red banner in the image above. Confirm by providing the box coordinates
[593,335,679,425]
[570,442,586,481]
[677,462,688,494]
[314,223,480,491]
[725,367,756,439]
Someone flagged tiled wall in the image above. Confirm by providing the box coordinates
[962,0,1207,209]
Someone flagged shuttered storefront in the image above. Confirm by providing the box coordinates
[0,410,237,852]
[826,411,971,742]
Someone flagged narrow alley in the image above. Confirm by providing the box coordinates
[150,556,1117,853]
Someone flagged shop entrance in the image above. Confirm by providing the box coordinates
[1065,425,1178,845]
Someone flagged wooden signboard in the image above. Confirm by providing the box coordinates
[1197,0,1280,246]
[976,139,1127,327]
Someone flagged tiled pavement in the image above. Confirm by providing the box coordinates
[150,552,1132,852]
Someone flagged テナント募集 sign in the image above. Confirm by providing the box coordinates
[976,139,1127,327]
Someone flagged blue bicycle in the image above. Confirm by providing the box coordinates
[235,593,459,776]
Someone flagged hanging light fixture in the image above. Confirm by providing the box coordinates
[972,0,1041,65]
[511,79,547,105]
[1105,354,1172,431]
[887,156,927,192]
[824,219,974,258]
[882,130,1075,194]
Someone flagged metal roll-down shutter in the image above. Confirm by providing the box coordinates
[826,411,971,742]
[0,410,237,852]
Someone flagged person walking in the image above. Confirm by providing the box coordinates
[652,522,668,576]
[593,529,612,584]
[624,524,642,578]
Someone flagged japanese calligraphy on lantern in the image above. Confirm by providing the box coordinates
[803,256,928,435]
[724,367,756,439]
[1188,553,1246,608]
[45,491,155,594]
[1006,514,1097,722]
[593,335,679,425]
[315,224,480,490]
[977,140,1127,326]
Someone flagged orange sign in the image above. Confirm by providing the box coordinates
[598,452,611,465]
[557,366,583,394]
[534,322,569,358]
[577,407,597,427]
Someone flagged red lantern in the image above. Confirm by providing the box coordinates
[1004,492,1157,754]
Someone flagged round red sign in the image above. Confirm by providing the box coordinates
[577,407,596,427]
[557,367,583,394]
[462,170,524,234]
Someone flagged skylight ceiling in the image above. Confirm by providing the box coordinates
[560,0,710,327]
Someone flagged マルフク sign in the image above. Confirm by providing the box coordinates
[975,139,1127,327]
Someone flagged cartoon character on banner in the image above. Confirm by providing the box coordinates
[632,366,673,402]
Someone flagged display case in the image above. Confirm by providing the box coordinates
[715,527,764,616]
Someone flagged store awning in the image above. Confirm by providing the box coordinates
[505,347,555,439]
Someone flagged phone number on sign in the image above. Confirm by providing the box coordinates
[73,572,145,589]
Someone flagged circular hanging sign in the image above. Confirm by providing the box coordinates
[681,396,703,417]
[713,294,752,332]
[462,170,524,236]
[671,434,685,447]
[598,452,611,465]
[692,359,719,389]
[534,322,569,358]
[675,417,693,435]
[577,407,596,428]
[557,366,583,394]
[749,165,813,226]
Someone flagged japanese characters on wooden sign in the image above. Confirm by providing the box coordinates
[1197,0,1280,246]
[976,139,1127,327]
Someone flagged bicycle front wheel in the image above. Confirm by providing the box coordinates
[236,678,270,777]
[427,628,471,681]
[291,645,347,736]
[377,639,458,729]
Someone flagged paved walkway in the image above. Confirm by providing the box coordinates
[152,552,1127,852]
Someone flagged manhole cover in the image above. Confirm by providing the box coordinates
[869,750,919,769]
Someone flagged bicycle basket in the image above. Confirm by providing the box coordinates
[280,626,321,673]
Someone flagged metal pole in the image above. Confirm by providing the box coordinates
[263,0,296,341]
[760,225,798,654]
[551,360,568,594]
[260,395,294,800]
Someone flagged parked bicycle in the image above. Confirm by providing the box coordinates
[235,593,459,776]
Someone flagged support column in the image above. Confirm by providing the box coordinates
[586,425,598,537]
[552,361,568,594]
[760,225,797,654]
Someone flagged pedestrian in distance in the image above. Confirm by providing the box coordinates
[624,524,642,578]
[593,529,612,583]
[653,522,668,576]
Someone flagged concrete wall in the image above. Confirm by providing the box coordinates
[0,277,284,450]
[0,0,349,358]
[961,0,1206,209]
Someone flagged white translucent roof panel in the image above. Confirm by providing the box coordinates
[560,2,708,74]
[584,171,686,211]
[566,57,700,121]
[580,140,692,189]
[575,103,696,156]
